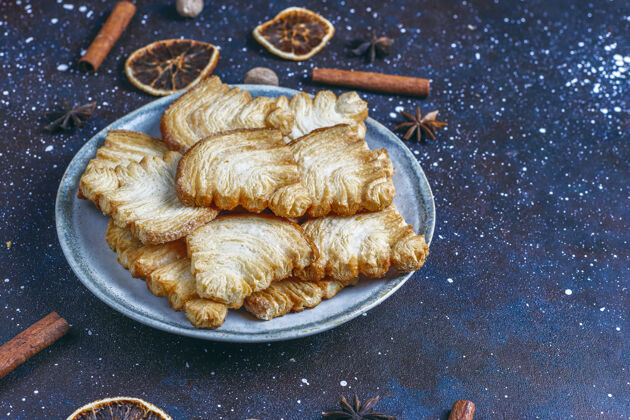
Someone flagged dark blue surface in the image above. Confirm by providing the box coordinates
[0,0,628,418]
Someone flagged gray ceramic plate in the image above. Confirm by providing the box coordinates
[56,85,435,342]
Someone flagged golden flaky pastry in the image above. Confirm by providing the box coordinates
[105,219,188,278]
[85,130,169,172]
[105,218,144,270]
[160,76,294,152]
[79,166,122,214]
[287,91,368,141]
[78,130,169,206]
[183,298,228,329]
[289,124,396,217]
[88,153,218,244]
[187,214,319,306]
[78,131,217,243]
[105,221,228,329]
[146,258,243,310]
[130,239,187,279]
[297,205,429,282]
[175,129,310,217]
[244,277,357,321]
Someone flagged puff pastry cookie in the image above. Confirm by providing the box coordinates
[175,128,311,217]
[297,205,429,282]
[289,124,396,217]
[85,130,169,171]
[147,259,202,311]
[160,76,294,152]
[244,277,357,320]
[129,239,187,280]
[105,221,228,329]
[85,152,218,244]
[78,130,169,205]
[287,91,368,141]
[105,218,186,278]
[146,258,244,310]
[79,164,120,214]
[187,214,319,306]
[105,219,144,270]
[183,299,228,330]
[144,257,231,328]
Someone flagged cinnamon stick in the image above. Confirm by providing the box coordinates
[78,1,136,72]
[0,312,69,380]
[312,68,430,97]
[448,400,475,420]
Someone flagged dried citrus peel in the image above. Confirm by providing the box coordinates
[125,39,219,96]
[66,396,172,420]
[253,7,334,61]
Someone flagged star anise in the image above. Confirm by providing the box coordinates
[322,395,396,420]
[394,107,447,142]
[351,32,394,63]
[44,101,96,132]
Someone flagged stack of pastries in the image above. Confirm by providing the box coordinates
[78,76,429,329]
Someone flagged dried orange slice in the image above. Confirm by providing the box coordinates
[253,7,334,61]
[67,397,172,420]
[125,39,219,96]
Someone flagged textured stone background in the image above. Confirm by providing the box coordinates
[0,0,628,418]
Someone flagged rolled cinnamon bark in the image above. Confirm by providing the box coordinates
[78,1,136,72]
[312,68,430,97]
[448,400,476,420]
[0,312,69,379]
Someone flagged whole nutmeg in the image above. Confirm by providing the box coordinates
[176,0,203,18]
[244,67,279,86]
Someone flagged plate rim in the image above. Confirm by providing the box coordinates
[55,85,435,342]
